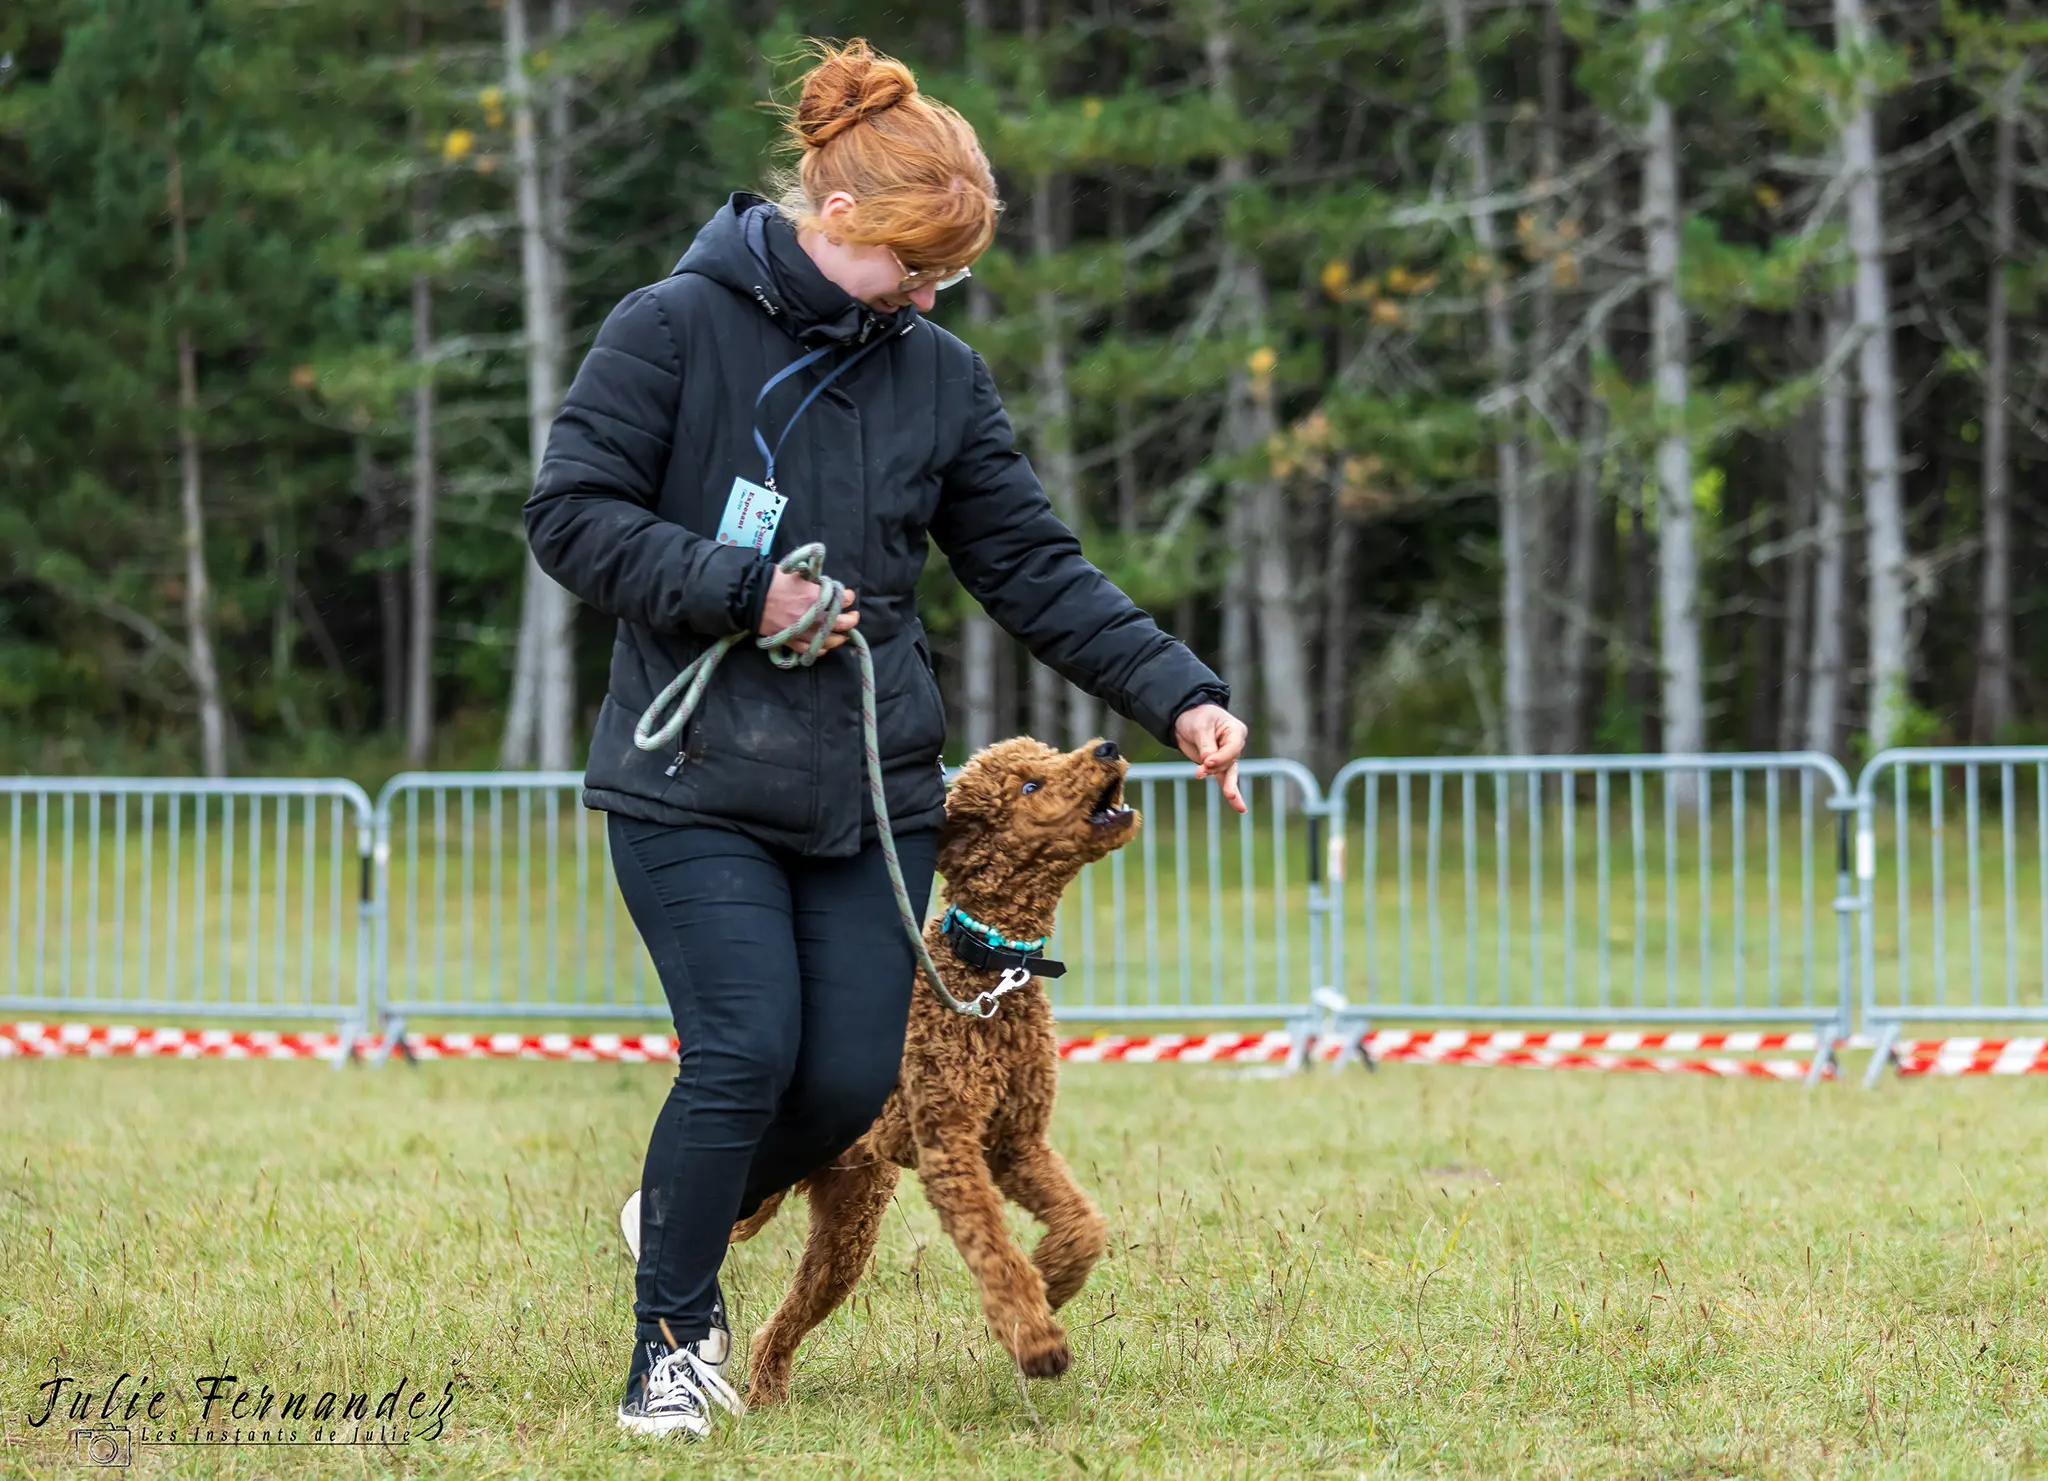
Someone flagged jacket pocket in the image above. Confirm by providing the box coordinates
[907,631,947,758]
[870,631,944,764]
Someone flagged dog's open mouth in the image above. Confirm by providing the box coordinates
[1087,776,1133,828]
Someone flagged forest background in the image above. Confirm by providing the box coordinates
[1,0,2041,783]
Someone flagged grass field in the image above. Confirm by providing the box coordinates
[7,1056,2048,1478]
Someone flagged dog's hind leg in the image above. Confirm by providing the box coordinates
[917,1124,1071,1378]
[992,1141,1107,1311]
[744,1157,898,1407]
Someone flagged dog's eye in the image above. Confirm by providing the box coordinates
[1020,780,1042,795]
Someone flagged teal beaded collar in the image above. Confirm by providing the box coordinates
[939,905,1067,979]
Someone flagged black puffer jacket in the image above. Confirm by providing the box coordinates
[525,194,1228,856]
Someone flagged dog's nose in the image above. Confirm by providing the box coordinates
[1093,741,1119,761]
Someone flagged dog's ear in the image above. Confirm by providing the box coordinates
[937,810,989,880]
[939,758,1004,878]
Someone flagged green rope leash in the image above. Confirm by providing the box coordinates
[633,542,997,1019]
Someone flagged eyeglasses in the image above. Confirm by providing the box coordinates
[887,248,972,294]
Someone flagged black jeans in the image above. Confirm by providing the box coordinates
[608,814,937,1346]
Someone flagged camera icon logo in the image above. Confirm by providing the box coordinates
[70,1427,132,1468]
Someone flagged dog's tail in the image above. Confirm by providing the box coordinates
[729,1186,794,1244]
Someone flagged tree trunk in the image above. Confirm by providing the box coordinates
[1210,24,1310,764]
[168,122,229,779]
[1318,481,1355,772]
[1220,493,1255,740]
[357,437,406,734]
[406,260,438,764]
[1804,293,1852,756]
[1536,0,1566,379]
[957,286,1000,754]
[1555,157,1619,755]
[1104,190,1137,760]
[1445,0,1534,755]
[1776,405,1815,752]
[534,0,580,769]
[1032,174,1081,753]
[957,0,1001,759]
[1028,659,1063,743]
[1638,0,1704,762]
[501,568,539,766]
[1110,188,1143,536]
[1625,490,1656,747]
[1243,445,1309,761]
[1015,2,1092,750]
[1970,61,2018,742]
[994,635,1019,745]
[1029,179,1097,748]
[963,613,999,755]
[1532,0,1569,746]
[1216,370,1255,735]
[501,0,578,769]
[1555,405,1603,753]
[1837,0,1908,750]
[405,5,438,767]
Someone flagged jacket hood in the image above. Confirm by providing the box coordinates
[672,192,919,348]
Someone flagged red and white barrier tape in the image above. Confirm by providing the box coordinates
[0,1020,1826,1077]
[0,1021,346,1059]
[1055,1027,1818,1067]
[1061,1031,1304,1063]
[1365,1028,1818,1055]
[1890,1039,2048,1077]
[1375,1043,1823,1080]
[1364,1029,1827,1079]
[0,1022,678,1063]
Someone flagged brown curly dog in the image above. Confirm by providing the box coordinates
[733,736,1138,1405]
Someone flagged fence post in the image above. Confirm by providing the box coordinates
[368,786,405,1070]
[1306,806,1326,1003]
[342,804,378,1071]
[1816,788,1861,1085]
[1852,766,1894,1086]
[1286,772,1370,1072]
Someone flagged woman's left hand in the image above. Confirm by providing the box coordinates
[1174,704,1249,813]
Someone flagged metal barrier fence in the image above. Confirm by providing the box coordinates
[21,746,2048,1082]
[374,772,651,1027]
[1,779,376,1047]
[1854,747,2048,1081]
[370,759,1326,1035]
[1324,754,1858,1081]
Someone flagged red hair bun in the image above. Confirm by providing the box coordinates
[778,39,1000,272]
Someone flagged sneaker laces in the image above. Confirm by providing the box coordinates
[645,1342,745,1418]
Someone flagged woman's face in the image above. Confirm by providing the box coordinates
[799,193,943,316]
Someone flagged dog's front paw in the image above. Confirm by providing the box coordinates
[1010,1324,1072,1379]
[745,1334,794,1406]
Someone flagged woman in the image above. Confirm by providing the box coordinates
[524,39,1248,1438]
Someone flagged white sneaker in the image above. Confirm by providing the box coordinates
[616,1338,744,1438]
[619,1190,733,1370]
[621,1189,642,1260]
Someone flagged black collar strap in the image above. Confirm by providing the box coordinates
[942,914,1066,979]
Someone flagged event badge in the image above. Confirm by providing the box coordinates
[715,476,787,555]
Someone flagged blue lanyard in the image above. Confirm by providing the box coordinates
[752,335,890,491]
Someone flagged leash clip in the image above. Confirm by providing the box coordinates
[972,966,1034,1018]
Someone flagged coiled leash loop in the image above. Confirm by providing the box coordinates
[633,542,995,1018]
